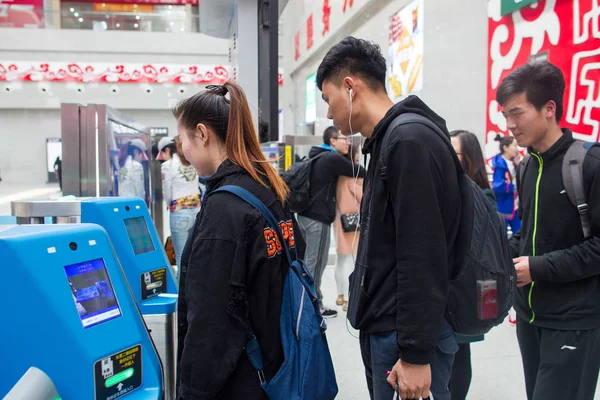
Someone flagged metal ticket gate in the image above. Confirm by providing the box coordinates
[60,103,165,243]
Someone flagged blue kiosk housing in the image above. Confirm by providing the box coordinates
[0,224,163,399]
[80,197,178,399]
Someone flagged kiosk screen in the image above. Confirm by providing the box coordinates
[64,258,122,329]
[124,216,155,255]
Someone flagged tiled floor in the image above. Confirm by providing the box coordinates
[320,265,600,400]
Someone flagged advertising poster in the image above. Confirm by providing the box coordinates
[486,0,600,159]
[387,0,424,101]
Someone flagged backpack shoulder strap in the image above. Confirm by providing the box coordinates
[380,113,462,181]
[562,141,594,238]
[211,185,293,383]
[213,185,294,264]
[518,153,532,195]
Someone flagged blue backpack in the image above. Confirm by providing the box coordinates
[214,185,338,400]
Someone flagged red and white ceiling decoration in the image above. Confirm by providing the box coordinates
[0,62,230,84]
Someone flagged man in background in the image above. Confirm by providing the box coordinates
[297,125,365,319]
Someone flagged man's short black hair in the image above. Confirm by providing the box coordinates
[316,36,387,93]
[496,61,566,122]
[323,126,338,145]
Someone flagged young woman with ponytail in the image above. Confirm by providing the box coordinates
[173,82,305,400]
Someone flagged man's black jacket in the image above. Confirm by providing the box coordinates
[176,160,305,400]
[510,129,600,330]
[299,146,365,225]
[347,95,461,365]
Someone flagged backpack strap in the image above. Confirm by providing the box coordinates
[517,153,531,195]
[379,113,463,189]
[211,185,320,384]
[562,141,595,238]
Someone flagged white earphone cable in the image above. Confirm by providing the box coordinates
[346,89,361,340]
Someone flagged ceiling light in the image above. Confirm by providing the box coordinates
[134,23,139,28]
[133,4,137,7]
[74,12,79,16]
[69,7,74,12]
[116,23,121,27]
[79,17,83,22]
[180,27,184,32]
[135,15,140,20]
[170,22,174,26]
[101,3,106,6]
[168,5,172,9]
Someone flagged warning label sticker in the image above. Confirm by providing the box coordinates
[94,344,142,400]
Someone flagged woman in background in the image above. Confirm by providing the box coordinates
[449,130,495,400]
[492,134,521,235]
[333,143,363,312]
[118,138,147,200]
[157,136,200,270]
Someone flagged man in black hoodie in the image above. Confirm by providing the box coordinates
[317,37,461,400]
[297,126,365,318]
[497,62,600,400]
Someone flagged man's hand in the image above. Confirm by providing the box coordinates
[387,359,430,399]
[514,256,532,288]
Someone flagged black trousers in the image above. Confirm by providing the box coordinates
[449,343,472,400]
[517,318,600,400]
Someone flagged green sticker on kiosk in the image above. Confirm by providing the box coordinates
[140,268,166,300]
[94,344,142,400]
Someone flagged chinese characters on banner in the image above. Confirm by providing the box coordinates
[486,0,600,158]
[387,0,424,101]
[295,31,301,61]
[343,0,354,13]
[307,14,314,50]
[322,0,331,35]
[294,0,360,63]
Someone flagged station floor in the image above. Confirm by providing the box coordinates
[1,182,599,399]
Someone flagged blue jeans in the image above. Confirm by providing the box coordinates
[170,207,199,268]
[296,215,330,308]
[359,319,458,400]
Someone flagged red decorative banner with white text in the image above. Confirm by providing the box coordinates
[486,0,600,158]
[0,62,230,84]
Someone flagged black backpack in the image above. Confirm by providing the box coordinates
[380,113,516,336]
[281,152,328,214]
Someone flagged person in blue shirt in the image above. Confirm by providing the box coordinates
[492,134,521,234]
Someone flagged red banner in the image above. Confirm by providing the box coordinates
[486,0,600,157]
[0,0,44,28]
[64,0,198,5]
[294,31,301,61]
[306,14,314,50]
[0,62,230,84]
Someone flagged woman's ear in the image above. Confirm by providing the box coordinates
[196,123,208,142]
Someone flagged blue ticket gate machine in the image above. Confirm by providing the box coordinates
[80,197,178,400]
[0,224,163,399]
[10,197,179,400]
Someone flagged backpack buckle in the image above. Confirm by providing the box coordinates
[577,203,588,215]
[257,370,266,385]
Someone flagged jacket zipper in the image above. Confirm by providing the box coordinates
[529,152,544,323]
